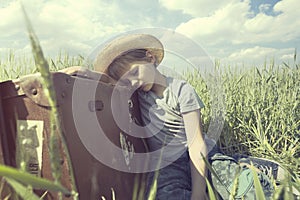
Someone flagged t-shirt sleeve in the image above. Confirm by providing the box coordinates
[178,81,205,113]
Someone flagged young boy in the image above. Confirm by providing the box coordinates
[62,34,209,199]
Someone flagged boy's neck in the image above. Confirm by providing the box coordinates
[151,71,167,97]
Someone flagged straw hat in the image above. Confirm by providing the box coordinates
[94,34,164,73]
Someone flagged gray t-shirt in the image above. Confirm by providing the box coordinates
[138,76,205,161]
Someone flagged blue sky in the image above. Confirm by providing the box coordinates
[0,0,299,68]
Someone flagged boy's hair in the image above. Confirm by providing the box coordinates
[94,34,164,74]
[108,49,153,80]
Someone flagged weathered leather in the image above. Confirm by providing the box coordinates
[0,72,148,200]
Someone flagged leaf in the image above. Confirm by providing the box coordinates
[201,153,227,189]
[5,178,40,200]
[147,170,158,200]
[205,178,217,200]
[236,74,245,85]
[272,184,284,200]
[229,172,240,200]
[0,164,71,195]
[291,181,300,197]
[266,74,273,83]
[249,164,266,200]
[283,62,290,69]
[3,68,9,79]
[51,59,57,70]
[256,67,262,78]
[294,48,297,63]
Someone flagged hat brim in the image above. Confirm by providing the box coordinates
[94,34,164,73]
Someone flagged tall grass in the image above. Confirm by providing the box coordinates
[186,60,300,199]
[0,50,84,82]
[187,61,299,169]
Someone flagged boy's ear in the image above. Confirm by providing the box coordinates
[146,50,157,64]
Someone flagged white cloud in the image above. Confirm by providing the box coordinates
[1,0,299,67]
[159,0,300,65]
[274,0,298,13]
[0,0,143,57]
[174,0,251,46]
[0,1,23,37]
[229,46,276,59]
[225,46,295,65]
[280,54,294,60]
[159,0,230,17]
[39,38,91,56]
[242,0,300,43]
[169,0,300,45]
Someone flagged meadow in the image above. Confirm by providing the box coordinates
[0,49,299,199]
[187,59,299,172]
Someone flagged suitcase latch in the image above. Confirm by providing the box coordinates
[88,100,104,112]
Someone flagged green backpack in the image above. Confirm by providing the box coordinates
[209,153,274,200]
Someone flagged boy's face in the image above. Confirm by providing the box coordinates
[119,61,156,92]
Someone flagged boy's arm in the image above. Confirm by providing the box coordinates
[58,66,89,76]
[58,66,116,83]
[182,109,208,200]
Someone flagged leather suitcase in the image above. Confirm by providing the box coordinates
[0,72,149,199]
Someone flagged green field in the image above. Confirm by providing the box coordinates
[0,49,299,199]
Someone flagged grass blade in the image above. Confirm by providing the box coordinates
[21,2,62,183]
[201,153,228,189]
[249,164,266,200]
[5,178,40,200]
[21,4,78,199]
[205,178,217,200]
[283,62,290,68]
[0,165,70,195]
[256,67,262,78]
[294,48,297,63]
[229,172,239,200]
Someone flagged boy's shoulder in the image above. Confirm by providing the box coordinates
[166,76,188,84]
[166,76,189,87]
[166,76,194,95]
